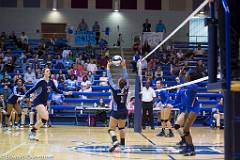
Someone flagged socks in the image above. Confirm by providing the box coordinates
[120,138,125,146]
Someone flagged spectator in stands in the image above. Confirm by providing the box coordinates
[144,68,153,81]
[194,44,205,56]
[69,51,76,62]
[137,56,148,71]
[92,21,100,44]
[155,20,166,42]
[87,71,94,83]
[24,67,36,84]
[99,71,108,86]
[20,32,28,45]
[97,55,108,70]
[87,59,98,73]
[65,75,77,91]
[147,59,156,71]
[69,63,81,77]
[76,58,85,72]
[154,66,163,80]
[55,55,65,69]
[79,76,92,93]
[1,74,11,102]
[13,70,23,82]
[9,31,17,43]
[131,51,141,73]
[78,18,89,32]
[141,81,156,130]
[176,49,184,61]
[213,98,224,129]
[143,18,151,32]
[142,40,151,54]
[195,60,207,77]
[56,69,66,86]
[62,48,71,59]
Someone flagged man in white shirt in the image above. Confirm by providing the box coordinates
[87,59,98,73]
[141,81,156,130]
[24,67,36,84]
[20,32,28,44]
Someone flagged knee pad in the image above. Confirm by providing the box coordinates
[118,127,125,130]
[184,131,190,136]
[41,119,47,124]
[108,129,115,134]
[164,120,168,123]
[173,124,181,130]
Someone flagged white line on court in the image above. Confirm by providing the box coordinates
[0,142,26,157]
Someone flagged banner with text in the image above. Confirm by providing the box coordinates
[75,31,96,46]
[142,32,164,48]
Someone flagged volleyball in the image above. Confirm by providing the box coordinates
[112,55,123,66]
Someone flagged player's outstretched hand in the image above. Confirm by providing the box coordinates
[107,61,112,69]
[121,59,126,68]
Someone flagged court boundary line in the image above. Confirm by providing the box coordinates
[0,142,26,157]
[139,133,156,145]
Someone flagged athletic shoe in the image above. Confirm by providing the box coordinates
[184,146,196,156]
[43,124,48,128]
[28,131,39,141]
[167,130,174,137]
[142,126,146,130]
[176,140,185,146]
[151,126,155,130]
[179,145,188,154]
[109,141,120,152]
[13,125,20,130]
[156,130,165,137]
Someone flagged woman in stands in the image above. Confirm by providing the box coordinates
[155,80,174,137]
[23,68,72,140]
[179,70,200,156]
[106,59,129,152]
[6,78,26,128]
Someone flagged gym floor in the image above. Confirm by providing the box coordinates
[0,126,224,160]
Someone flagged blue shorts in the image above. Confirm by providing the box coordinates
[186,107,200,114]
[111,110,128,120]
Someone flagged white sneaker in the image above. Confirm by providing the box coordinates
[28,130,38,141]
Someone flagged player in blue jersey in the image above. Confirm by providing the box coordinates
[155,80,174,137]
[106,59,129,152]
[172,77,187,147]
[23,68,72,140]
[179,70,200,156]
[6,78,26,128]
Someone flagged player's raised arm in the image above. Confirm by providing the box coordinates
[107,61,118,90]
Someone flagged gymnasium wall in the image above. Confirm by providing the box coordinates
[0,0,192,48]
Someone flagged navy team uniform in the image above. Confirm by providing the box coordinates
[25,79,63,107]
[107,68,129,120]
[7,86,26,105]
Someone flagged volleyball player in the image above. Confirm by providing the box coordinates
[155,80,174,137]
[23,68,72,141]
[179,70,200,156]
[172,77,187,147]
[6,78,26,128]
[106,59,129,152]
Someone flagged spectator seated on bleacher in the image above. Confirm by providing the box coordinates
[87,59,98,74]
[154,66,163,80]
[65,75,77,91]
[194,44,206,56]
[99,71,108,86]
[69,63,81,77]
[24,67,36,84]
[212,98,224,129]
[79,76,92,98]
[13,70,23,83]
[195,60,207,77]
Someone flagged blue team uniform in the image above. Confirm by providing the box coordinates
[172,88,186,112]
[107,68,129,119]
[7,86,25,104]
[182,84,200,113]
[25,78,63,107]
[155,90,169,106]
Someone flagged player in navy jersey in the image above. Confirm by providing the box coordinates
[23,68,72,140]
[106,59,129,152]
[155,80,174,137]
[6,78,26,128]
[179,70,200,156]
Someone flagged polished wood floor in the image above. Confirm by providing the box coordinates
[0,126,224,160]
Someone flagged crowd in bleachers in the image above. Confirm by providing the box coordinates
[0,31,112,127]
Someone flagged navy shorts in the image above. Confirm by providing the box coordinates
[111,110,128,120]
